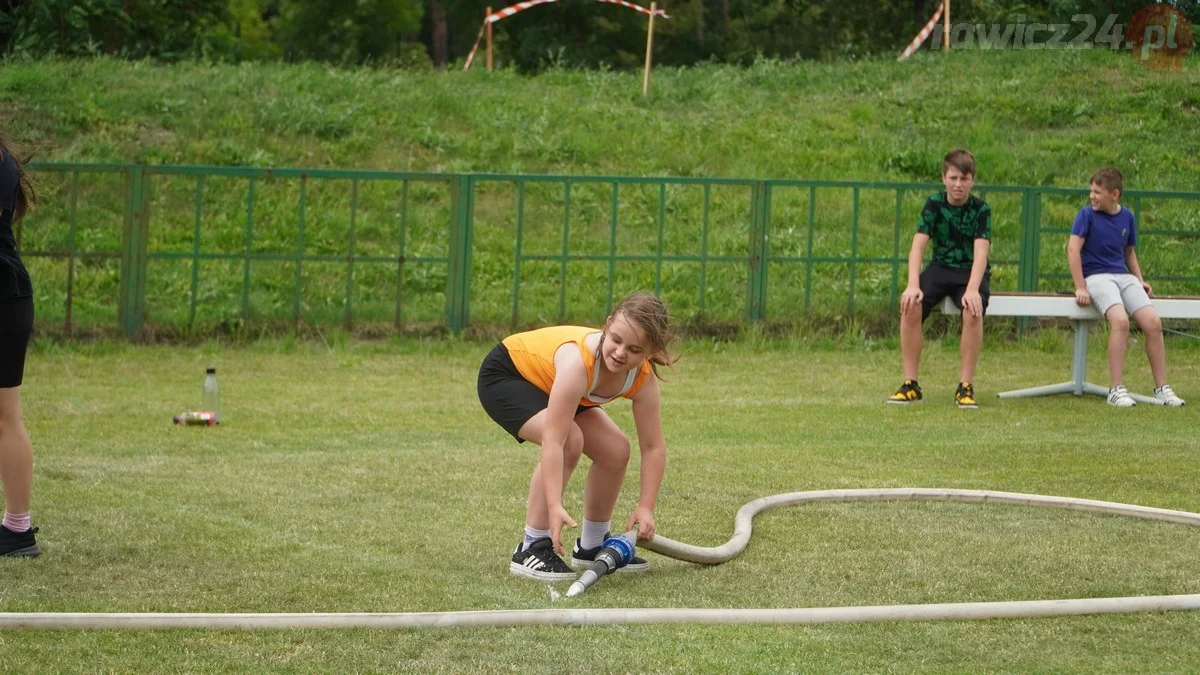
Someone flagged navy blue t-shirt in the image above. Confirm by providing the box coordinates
[0,149,34,299]
[1070,205,1136,277]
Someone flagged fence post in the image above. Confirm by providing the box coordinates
[1015,188,1043,333]
[1018,188,1041,293]
[445,174,474,334]
[118,165,149,337]
[746,181,769,322]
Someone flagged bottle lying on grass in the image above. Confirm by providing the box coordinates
[173,411,218,426]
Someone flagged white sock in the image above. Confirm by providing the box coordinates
[581,519,610,550]
[522,525,551,551]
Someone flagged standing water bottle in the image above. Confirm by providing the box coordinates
[203,367,220,424]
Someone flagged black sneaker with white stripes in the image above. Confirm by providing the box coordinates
[509,536,576,581]
[571,535,650,573]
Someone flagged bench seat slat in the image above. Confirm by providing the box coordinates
[938,294,1200,320]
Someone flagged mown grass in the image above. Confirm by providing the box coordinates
[4,49,1200,335]
[1,337,1198,671]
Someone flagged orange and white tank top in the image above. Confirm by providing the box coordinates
[502,325,652,407]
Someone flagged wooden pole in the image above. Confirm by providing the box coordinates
[486,7,494,71]
[943,0,950,50]
[642,2,657,96]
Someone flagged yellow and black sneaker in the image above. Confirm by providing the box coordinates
[955,382,979,409]
[887,380,922,404]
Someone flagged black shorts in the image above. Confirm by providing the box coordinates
[477,343,590,443]
[0,296,34,388]
[919,263,990,322]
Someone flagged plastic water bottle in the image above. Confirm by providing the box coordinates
[203,367,220,423]
[173,411,217,426]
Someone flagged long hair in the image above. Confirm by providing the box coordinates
[0,132,36,222]
[602,291,680,380]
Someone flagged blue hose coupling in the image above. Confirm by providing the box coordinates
[600,533,636,568]
[566,531,640,598]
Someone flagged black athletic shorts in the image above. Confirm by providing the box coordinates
[477,343,590,443]
[919,262,990,322]
[0,296,33,388]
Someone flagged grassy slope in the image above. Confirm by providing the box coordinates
[4,49,1199,335]
[3,49,1198,187]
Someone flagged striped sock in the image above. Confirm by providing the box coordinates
[2,511,31,533]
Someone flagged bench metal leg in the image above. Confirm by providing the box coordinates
[1127,391,1167,406]
[997,319,1109,400]
[997,381,1109,399]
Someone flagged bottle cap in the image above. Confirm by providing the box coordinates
[206,367,216,374]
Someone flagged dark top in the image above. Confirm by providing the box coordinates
[0,150,33,299]
[916,192,992,271]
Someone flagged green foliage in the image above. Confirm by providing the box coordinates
[2,0,230,60]
[0,0,427,65]
[274,0,423,64]
[480,0,1200,71]
[203,0,281,61]
[5,0,1198,67]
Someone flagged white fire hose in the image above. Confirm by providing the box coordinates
[3,488,1199,629]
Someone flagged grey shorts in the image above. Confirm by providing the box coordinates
[1085,273,1153,318]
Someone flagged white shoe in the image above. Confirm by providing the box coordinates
[1153,384,1186,407]
[1107,385,1136,408]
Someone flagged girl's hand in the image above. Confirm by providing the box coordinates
[626,505,656,541]
[548,504,577,556]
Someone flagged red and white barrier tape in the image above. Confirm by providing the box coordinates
[465,0,669,70]
[595,0,668,19]
[489,0,559,23]
[897,0,945,61]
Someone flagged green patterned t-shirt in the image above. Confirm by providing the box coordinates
[916,192,991,270]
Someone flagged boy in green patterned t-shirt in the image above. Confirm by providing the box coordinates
[887,149,992,409]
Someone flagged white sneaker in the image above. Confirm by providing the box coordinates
[1107,385,1136,408]
[1153,384,1186,407]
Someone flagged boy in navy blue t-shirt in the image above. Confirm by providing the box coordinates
[1067,167,1185,408]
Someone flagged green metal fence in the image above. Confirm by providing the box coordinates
[21,164,1200,336]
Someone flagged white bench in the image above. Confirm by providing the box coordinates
[938,293,1200,405]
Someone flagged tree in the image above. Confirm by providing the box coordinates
[204,0,281,61]
[3,0,230,59]
[273,0,424,63]
[428,0,448,66]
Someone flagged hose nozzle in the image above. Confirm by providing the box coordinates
[565,530,637,598]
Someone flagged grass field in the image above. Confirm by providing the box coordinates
[1,333,1198,671]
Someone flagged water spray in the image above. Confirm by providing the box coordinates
[565,530,637,598]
